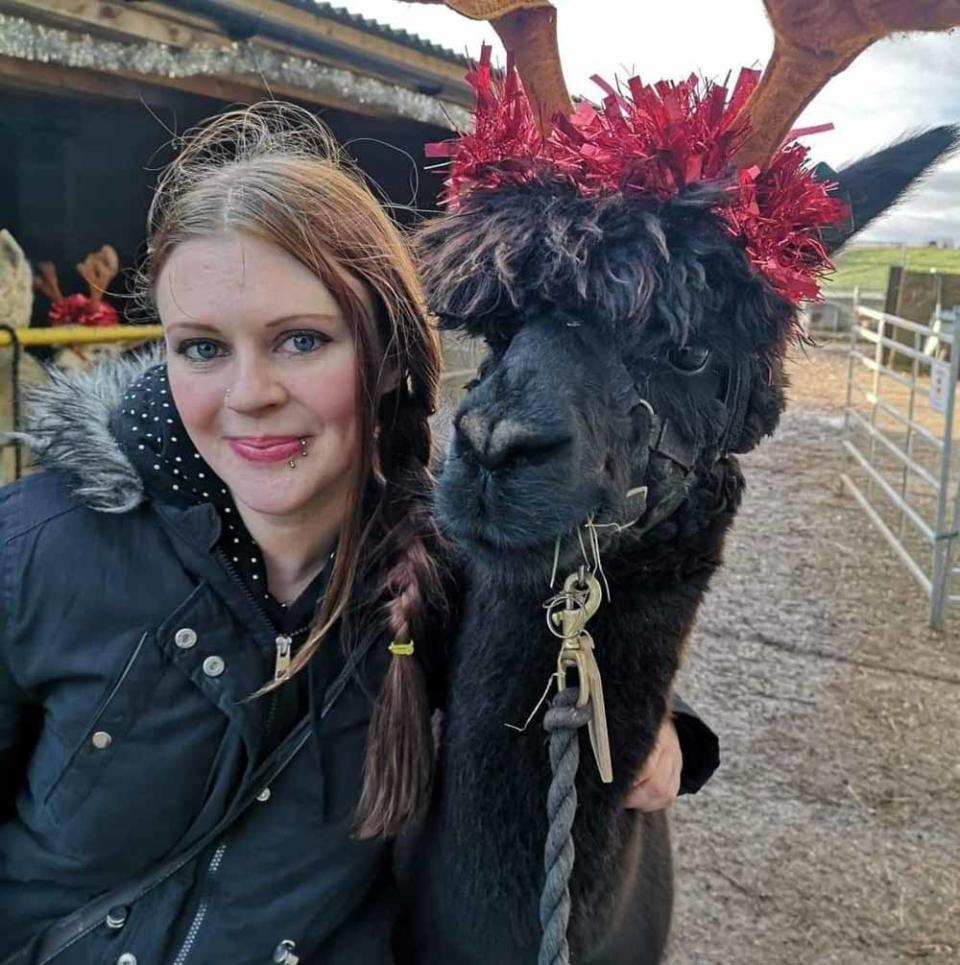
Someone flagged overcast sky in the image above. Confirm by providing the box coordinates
[343,0,960,245]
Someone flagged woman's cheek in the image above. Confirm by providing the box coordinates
[300,350,359,421]
[168,370,225,436]
[324,366,359,421]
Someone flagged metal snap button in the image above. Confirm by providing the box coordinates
[257,787,271,803]
[91,731,112,750]
[105,906,129,930]
[117,954,137,965]
[202,655,225,678]
[273,940,299,964]
[174,627,198,649]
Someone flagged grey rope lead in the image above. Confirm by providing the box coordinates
[539,687,591,965]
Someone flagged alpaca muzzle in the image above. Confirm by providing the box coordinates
[455,407,572,472]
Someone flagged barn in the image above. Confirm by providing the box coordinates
[0,0,472,318]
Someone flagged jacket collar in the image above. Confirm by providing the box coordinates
[7,348,227,551]
[9,347,164,514]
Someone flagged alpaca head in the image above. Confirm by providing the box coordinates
[421,129,956,575]
[404,1,960,579]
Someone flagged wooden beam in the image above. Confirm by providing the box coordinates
[2,0,470,94]
[151,3,469,102]
[0,52,397,119]
[0,0,229,48]
[109,66,390,117]
[0,53,180,104]
[0,0,471,107]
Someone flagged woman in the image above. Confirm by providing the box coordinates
[0,104,715,964]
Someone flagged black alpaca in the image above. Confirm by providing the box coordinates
[397,130,956,964]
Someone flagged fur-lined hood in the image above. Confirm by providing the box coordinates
[5,347,165,514]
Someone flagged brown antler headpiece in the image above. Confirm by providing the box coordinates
[76,245,120,310]
[734,0,960,169]
[401,0,571,130]
[413,0,960,164]
[408,0,960,303]
[34,245,121,326]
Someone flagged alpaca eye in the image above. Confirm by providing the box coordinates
[667,343,711,373]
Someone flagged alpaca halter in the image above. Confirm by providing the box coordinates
[615,350,751,540]
[641,353,751,472]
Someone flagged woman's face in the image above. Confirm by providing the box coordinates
[158,232,363,524]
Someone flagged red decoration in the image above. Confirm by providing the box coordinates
[427,47,848,304]
[48,293,120,327]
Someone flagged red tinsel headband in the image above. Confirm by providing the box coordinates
[426,46,848,304]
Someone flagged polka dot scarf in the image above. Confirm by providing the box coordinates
[115,362,325,630]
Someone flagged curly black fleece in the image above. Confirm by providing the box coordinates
[399,180,789,965]
[401,131,959,964]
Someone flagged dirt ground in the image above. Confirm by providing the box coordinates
[668,345,960,964]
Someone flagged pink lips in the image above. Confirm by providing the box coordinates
[228,437,303,464]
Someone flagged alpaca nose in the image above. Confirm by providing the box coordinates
[455,408,570,470]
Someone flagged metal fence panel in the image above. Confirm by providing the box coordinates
[842,299,960,628]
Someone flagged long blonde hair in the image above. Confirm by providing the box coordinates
[142,103,446,838]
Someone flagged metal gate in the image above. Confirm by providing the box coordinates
[841,298,960,629]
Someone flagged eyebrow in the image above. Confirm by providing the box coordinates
[165,313,343,335]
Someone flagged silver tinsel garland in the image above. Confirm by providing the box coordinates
[0,14,470,130]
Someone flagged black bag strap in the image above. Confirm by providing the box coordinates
[4,635,377,965]
[5,719,310,965]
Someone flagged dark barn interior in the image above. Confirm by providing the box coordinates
[0,0,469,325]
[0,87,449,325]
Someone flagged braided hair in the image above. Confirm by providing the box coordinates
[354,382,449,838]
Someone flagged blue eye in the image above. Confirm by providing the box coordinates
[180,340,223,361]
[283,331,328,354]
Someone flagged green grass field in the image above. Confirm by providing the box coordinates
[824,245,960,293]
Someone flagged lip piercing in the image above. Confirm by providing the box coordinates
[288,438,308,470]
[225,388,233,401]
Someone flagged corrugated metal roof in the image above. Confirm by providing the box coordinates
[277,1,471,67]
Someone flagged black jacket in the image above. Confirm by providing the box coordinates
[0,352,399,964]
[0,353,717,964]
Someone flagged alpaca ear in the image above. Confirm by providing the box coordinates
[822,126,959,254]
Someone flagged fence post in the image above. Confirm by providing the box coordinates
[842,294,860,445]
[865,311,886,500]
[929,326,960,629]
[0,324,23,480]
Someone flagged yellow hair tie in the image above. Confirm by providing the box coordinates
[388,640,415,657]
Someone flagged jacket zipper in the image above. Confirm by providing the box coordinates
[274,634,293,680]
[264,626,311,734]
[166,557,305,962]
[213,550,311,737]
[215,549,276,641]
[171,842,228,965]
